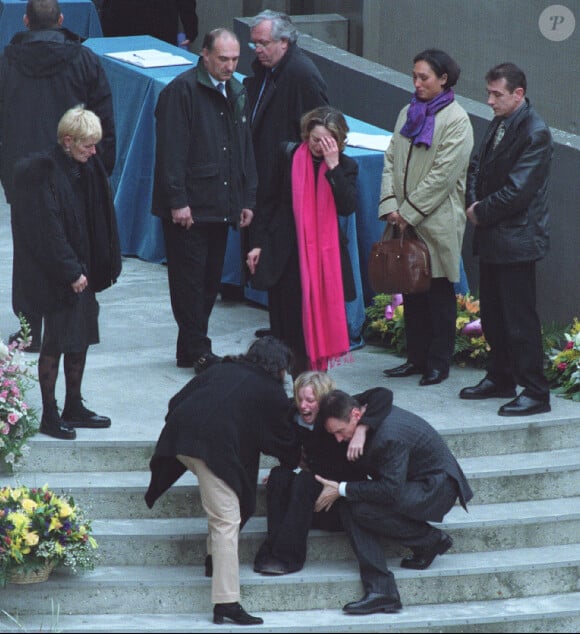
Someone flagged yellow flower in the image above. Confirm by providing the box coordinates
[58,501,73,518]
[21,498,38,514]
[48,516,63,532]
[24,531,39,546]
[7,511,29,532]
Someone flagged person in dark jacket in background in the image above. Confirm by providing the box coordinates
[461,63,552,417]
[152,28,257,373]
[244,10,328,338]
[145,336,301,626]
[0,0,116,351]
[10,106,121,440]
[316,389,473,615]
[254,371,393,576]
[100,0,198,48]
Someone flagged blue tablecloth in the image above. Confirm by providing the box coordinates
[84,35,397,344]
[0,0,102,50]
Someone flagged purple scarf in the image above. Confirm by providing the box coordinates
[399,89,455,148]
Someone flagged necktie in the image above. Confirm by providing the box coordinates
[492,121,506,150]
[217,82,227,98]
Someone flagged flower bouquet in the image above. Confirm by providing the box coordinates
[546,318,580,401]
[0,320,39,473]
[0,484,98,586]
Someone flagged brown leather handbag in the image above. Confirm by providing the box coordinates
[368,225,431,294]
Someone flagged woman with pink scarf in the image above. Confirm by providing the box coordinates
[247,106,358,377]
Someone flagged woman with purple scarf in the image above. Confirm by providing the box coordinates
[379,49,474,386]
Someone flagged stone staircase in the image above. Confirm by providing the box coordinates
[2,406,580,633]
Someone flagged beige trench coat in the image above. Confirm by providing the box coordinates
[378,101,474,282]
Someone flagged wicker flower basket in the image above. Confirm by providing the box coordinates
[7,561,56,585]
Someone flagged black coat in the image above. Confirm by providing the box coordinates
[10,146,121,316]
[244,43,328,216]
[249,142,358,301]
[344,404,473,522]
[145,359,301,525]
[152,59,257,225]
[466,99,552,264]
[0,28,116,201]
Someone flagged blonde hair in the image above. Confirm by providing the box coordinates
[300,106,349,151]
[57,105,102,146]
[293,371,336,408]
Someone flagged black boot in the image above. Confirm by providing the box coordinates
[213,603,263,625]
[39,402,76,440]
[204,554,213,578]
[62,397,111,428]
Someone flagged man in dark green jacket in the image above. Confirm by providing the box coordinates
[152,28,257,373]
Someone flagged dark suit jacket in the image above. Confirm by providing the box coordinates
[344,405,473,522]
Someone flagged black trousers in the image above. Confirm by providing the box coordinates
[479,261,549,400]
[162,219,229,362]
[254,466,342,572]
[403,277,457,374]
[339,474,458,596]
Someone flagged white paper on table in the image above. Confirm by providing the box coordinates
[346,131,392,152]
[105,49,193,68]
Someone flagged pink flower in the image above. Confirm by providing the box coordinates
[384,294,403,320]
[565,341,574,350]
[0,423,10,435]
[7,412,20,425]
[558,362,568,372]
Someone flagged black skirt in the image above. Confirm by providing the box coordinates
[42,289,100,354]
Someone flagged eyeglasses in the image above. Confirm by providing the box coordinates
[248,40,274,51]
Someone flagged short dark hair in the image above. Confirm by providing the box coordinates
[485,62,527,94]
[318,390,360,425]
[413,49,461,89]
[300,106,350,151]
[26,0,61,30]
[243,336,294,383]
[201,28,238,52]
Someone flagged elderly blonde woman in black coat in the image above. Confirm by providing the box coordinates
[145,337,301,626]
[10,105,121,441]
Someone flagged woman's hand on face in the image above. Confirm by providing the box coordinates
[71,274,88,294]
[320,135,340,170]
[246,248,261,275]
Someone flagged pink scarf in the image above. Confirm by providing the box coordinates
[291,142,351,371]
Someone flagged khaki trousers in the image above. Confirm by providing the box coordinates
[177,455,241,604]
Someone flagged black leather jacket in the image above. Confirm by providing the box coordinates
[466,99,552,263]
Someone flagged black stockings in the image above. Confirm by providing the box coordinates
[38,349,88,409]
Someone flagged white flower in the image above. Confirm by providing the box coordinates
[0,341,9,360]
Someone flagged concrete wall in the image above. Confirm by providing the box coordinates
[235,18,580,326]
[361,0,578,135]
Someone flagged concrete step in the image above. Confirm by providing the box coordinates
[2,545,579,616]
[4,592,579,633]
[92,497,580,566]
[4,448,579,519]
[13,413,580,473]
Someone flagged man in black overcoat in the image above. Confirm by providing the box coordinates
[243,10,328,336]
[462,62,552,417]
[315,390,473,615]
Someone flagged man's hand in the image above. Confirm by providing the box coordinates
[314,475,340,512]
[347,423,367,461]
[466,202,479,226]
[240,208,254,228]
[71,273,88,294]
[246,247,261,275]
[171,206,193,229]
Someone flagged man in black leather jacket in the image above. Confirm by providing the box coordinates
[461,62,552,417]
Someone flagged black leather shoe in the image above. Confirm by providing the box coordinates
[204,554,212,578]
[254,328,272,338]
[62,402,111,428]
[193,352,222,374]
[383,362,424,378]
[213,602,263,625]
[39,405,76,440]
[498,394,551,417]
[257,557,290,575]
[459,377,516,400]
[401,532,453,570]
[419,369,449,386]
[343,592,402,615]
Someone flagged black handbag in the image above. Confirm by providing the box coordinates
[368,224,431,294]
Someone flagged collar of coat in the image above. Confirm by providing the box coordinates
[250,40,297,83]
